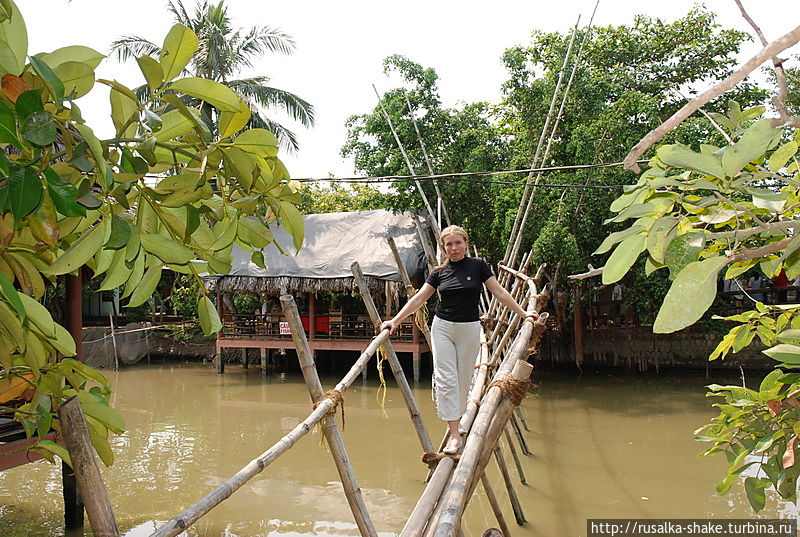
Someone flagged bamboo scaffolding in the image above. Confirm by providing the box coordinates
[387,236,435,382]
[149,318,391,537]
[372,84,440,236]
[58,397,120,537]
[493,443,526,525]
[480,474,512,537]
[510,414,531,456]
[414,214,439,269]
[503,426,527,485]
[514,407,530,432]
[351,261,435,454]
[281,295,378,537]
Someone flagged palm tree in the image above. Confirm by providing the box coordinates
[111,0,314,151]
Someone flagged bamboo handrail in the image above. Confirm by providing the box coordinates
[148,321,390,537]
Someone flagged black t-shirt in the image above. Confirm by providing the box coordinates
[426,257,493,322]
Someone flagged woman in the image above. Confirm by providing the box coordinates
[380,225,538,454]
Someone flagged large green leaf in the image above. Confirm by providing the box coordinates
[159,23,198,82]
[237,218,273,249]
[136,55,163,90]
[0,272,23,319]
[21,110,56,146]
[105,215,131,250]
[47,218,108,275]
[279,201,304,251]
[43,167,85,217]
[657,144,725,179]
[646,216,679,264]
[721,119,777,177]
[233,128,279,157]
[97,248,131,291]
[154,108,194,142]
[74,124,107,187]
[664,232,705,280]
[0,98,22,146]
[8,165,42,219]
[653,256,728,333]
[28,55,64,102]
[198,295,221,335]
[140,233,194,264]
[40,45,104,70]
[769,141,798,172]
[109,86,138,138]
[602,233,645,285]
[0,0,26,75]
[80,400,125,434]
[126,264,162,308]
[219,100,250,138]
[777,329,800,346]
[53,61,94,98]
[170,77,241,112]
[763,344,800,364]
[19,293,54,338]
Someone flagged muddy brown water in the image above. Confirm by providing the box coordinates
[0,362,795,537]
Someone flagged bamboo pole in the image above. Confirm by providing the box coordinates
[480,474,512,537]
[509,414,531,456]
[350,262,435,454]
[109,314,119,371]
[372,84,440,236]
[58,397,120,537]
[149,327,391,537]
[494,443,526,525]
[280,294,378,537]
[414,214,438,269]
[514,407,530,432]
[503,426,527,485]
[387,236,435,382]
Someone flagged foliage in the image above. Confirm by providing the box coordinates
[297,181,395,214]
[111,0,314,151]
[596,99,800,510]
[0,4,302,468]
[233,292,261,313]
[167,274,199,319]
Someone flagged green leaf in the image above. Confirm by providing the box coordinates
[8,165,42,219]
[744,477,768,512]
[49,322,76,356]
[136,55,164,90]
[154,108,194,142]
[109,87,138,139]
[198,295,221,335]
[36,440,71,467]
[233,128,279,157]
[105,215,131,250]
[140,233,194,265]
[657,144,725,179]
[43,167,84,217]
[251,251,266,269]
[159,23,198,82]
[759,369,784,392]
[40,45,104,70]
[126,264,161,308]
[664,232,705,280]
[646,216,679,263]
[769,141,798,172]
[0,0,27,75]
[721,119,776,177]
[47,219,108,275]
[97,248,131,292]
[219,100,251,138]
[121,254,146,299]
[279,201,304,251]
[0,272,23,319]
[80,401,124,434]
[0,98,22,146]
[602,233,645,285]
[88,427,114,467]
[170,77,241,112]
[73,124,107,187]
[19,293,54,338]
[778,330,800,346]
[654,256,728,333]
[210,218,238,251]
[237,218,273,249]
[763,344,800,364]
[21,109,56,146]
[53,61,94,99]
[14,88,42,121]
[28,55,64,102]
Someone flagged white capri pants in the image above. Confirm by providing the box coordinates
[431,316,482,421]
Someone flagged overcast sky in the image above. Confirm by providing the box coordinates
[23,0,800,179]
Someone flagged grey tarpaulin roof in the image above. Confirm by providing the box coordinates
[205,209,429,295]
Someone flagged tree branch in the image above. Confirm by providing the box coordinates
[706,219,800,239]
[728,236,793,263]
[624,24,800,172]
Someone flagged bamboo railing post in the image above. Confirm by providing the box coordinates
[414,215,439,269]
[280,295,378,537]
[503,426,527,485]
[387,236,434,382]
[494,444,526,525]
[480,474,512,537]
[350,262,435,454]
[58,397,120,537]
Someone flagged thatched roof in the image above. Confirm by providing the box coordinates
[205,209,429,295]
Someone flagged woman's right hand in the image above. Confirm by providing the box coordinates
[380,319,397,334]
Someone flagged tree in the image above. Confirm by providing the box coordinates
[296,181,395,214]
[111,0,314,151]
[0,3,303,466]
[500,7,768,281]
[342,55,511,260]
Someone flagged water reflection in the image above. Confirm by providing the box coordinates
[0,363,796,537]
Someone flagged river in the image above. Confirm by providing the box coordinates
[0,361,795,537]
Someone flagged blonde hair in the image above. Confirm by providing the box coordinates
[436,225,470,269]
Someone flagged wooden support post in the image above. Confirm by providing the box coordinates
[215,291,224,374]
[214,349,224,374]
[280,295,378,537]
[413,215,438,269]
[242,348,248,369]
[109,314,119,371]
[494,444,526,525]
[260,349,268,377]
[504,427,527,485]
[510,414,530,456]
[574,286,584,366]
[58,397,120,537]
[480,474,512,537]
[514,407,530,432]
[62,460,84,530]
[350,262,435,454]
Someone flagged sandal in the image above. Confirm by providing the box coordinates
[443,435,463,455]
